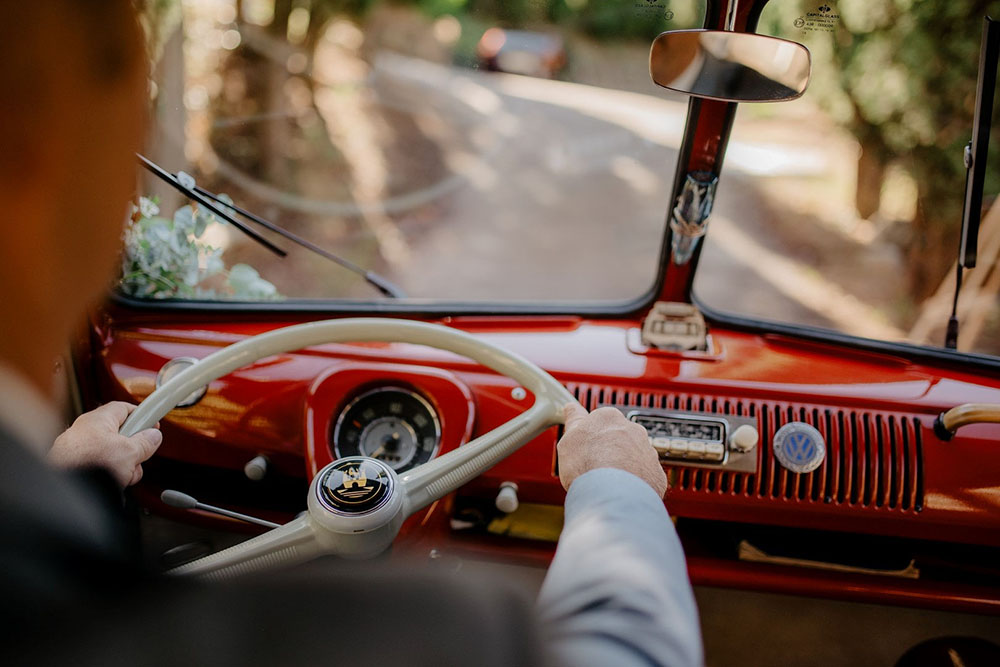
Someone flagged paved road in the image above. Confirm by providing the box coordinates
[372,55,879,335]
[374,55,679,302]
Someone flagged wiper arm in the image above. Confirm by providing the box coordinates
[944,17,999,349]
[192,185,406,299]
[137,154,286,258]
[137,155,405,299]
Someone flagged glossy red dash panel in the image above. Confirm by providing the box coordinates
[84,306,1000,611]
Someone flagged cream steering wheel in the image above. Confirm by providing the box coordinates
[120,318,578,579]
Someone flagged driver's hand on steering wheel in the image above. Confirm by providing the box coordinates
[48,402,163,487]
[557,404,668,498]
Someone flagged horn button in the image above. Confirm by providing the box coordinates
[317,457,395,516]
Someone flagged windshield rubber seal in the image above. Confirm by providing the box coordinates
[695,295,1000,373]
[108,287,661,319]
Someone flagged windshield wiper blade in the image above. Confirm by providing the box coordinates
[944,16,999,349]
[192,186,406,299]
[137,154,286,258]
[137,155,405,298]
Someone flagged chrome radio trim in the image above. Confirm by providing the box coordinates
[609,405,759,474]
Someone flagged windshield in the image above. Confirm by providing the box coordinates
[129,0,705,302]
[694,0,1000,357]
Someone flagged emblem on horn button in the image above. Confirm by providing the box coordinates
[318,457,393,515]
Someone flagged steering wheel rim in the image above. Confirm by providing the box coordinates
[122,318,578,578]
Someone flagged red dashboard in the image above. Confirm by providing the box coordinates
[79,305,1000,614]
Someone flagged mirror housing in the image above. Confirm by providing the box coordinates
[650,30,811,103]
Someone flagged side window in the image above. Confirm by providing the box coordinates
[694,0,1000,357]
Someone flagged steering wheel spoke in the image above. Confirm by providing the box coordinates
[169,514,321,578]
[400,402,554,516]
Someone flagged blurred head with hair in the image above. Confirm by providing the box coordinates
[0,0,147,393]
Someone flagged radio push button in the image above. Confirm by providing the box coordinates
[651,437,671,454]
[668,439,689,455]
[705,442,726,461]
[687,441,707,458]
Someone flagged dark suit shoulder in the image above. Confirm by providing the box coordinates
[0,428,139,624]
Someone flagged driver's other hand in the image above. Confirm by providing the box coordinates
[557,403,668,498]
[48,402,163,488]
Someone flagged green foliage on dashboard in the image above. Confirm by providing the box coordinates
[120,196,282,301]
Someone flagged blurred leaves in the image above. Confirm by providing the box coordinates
[120,196,283,301]
[764,0,1000,295]
[412,0,702,39]
[138,0,183,60]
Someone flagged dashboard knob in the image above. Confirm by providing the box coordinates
[244,455,269,481]
[495,482,519,514]
[729,425,759,453]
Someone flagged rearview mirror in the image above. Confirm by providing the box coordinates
[650,30,811,103]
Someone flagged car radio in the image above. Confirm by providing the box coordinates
[610,406,759,473]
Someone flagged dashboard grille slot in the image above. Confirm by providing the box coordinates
[568,384,923,513]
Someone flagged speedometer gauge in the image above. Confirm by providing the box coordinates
[332,387,441,472]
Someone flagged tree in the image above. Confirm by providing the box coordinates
[800,0,1000,298]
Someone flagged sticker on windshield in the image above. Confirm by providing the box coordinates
[635,0,674,22]
[793,4,841,33]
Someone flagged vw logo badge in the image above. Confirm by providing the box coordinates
[773,422,826,474]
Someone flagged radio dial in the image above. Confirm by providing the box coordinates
[729,424,759,453]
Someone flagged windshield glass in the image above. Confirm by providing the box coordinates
[695,0,1000,357]
[130,0,704,302]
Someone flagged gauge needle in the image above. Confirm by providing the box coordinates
[370,433,402,460]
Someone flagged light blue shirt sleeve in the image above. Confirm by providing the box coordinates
[536,468,703,667]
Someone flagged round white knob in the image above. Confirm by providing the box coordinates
[495,482,519,514]
[244,455,269,481]
[729,425,759,453]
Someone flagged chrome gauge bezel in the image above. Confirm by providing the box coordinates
[331,386,442,472]
[154,356,208,408]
